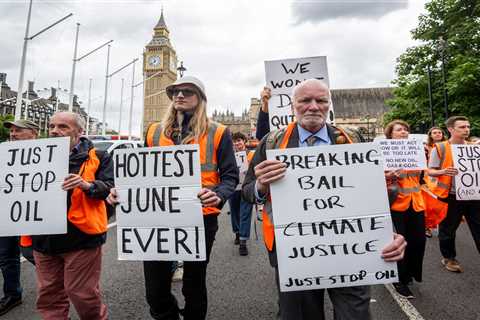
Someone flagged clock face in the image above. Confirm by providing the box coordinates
[148,55,161,67]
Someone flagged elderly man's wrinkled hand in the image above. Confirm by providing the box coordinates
[254,159,286,195]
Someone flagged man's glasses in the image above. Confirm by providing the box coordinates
[171,88,197,98]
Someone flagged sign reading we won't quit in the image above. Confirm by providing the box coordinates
[267,143,397,292]
[0,137,69,236]
[264,56,334,131]
[114,144,206,261]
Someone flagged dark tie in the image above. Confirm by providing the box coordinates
[306,135,318,146]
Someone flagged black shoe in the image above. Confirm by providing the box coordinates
[239,240,248,256]
[0,296,22,316]
[393,283,414,299]
[234,233,240,245]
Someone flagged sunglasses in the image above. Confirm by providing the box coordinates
[171,88,197,98]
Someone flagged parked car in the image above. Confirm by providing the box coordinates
[92,140,144,155]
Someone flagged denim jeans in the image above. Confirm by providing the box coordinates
[0,236,22,299]
[228,190,253,240]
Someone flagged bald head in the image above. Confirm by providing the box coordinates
[292,79,331,102]
[49,112,85,150]
[291,79,331,133]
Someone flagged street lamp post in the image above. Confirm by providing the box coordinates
[118,78,124,135]
[68,36,113,112]
[102,45,111,136]
[439,36,449,120]
[103,57,138,136]
[177,61,186,78]
[15,0,73,120]
[427,64,435,127]
[127,60,136,140]
[86,78,92,136]
[68,23,80,111]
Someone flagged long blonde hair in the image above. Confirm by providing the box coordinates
[161,98,210,144]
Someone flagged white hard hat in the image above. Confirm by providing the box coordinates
[166,76,207,101]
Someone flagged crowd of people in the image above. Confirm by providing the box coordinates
[0,76,478,320]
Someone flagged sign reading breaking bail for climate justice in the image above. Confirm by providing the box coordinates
[114,144,206,261]
[267,143,397,292]
[0,137,69,236]
[452,144,480,200]
[377,139,427,171]
[264,56,334,131]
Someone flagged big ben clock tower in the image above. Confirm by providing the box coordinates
[142,10,178,134]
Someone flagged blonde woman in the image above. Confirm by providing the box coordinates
[108,76,238,320]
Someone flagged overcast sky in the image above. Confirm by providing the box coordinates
[0,0,426,136]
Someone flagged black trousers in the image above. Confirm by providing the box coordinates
[439,195,480,259]
[143,215,218,320]
[269,250,371,320]
[391,207,426,284]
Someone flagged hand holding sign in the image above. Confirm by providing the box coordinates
[260,87,272,113]
[381,233,406,262]
[198,188,221,207]
[254,159,287,195]
[442,166,458,177]
[106,187,119,206]
[62,173,92,191]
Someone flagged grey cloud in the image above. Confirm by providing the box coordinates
[291,0,408,24]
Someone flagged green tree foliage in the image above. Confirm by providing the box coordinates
[385,0,480,135]
[0,114,14,142]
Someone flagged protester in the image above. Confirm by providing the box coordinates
[108,76,238,320]
[0,119,39,315]
[243,79,406,319]
[384,120,426,299]
[32,111,112,319]
[426,127,447,156]
[229,132,254,256]
[427,116,480,273]
[256,87,271,140]
[424,127,447,237]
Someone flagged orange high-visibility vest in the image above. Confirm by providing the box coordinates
[426,141,453,199]
[247,150,255,163]
[390,171,425,212]
[20,236,32,247]
[261,122,353,251]
[145,122,226,215]
[67,148,108,234]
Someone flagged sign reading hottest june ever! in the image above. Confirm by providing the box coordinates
[114,144,206,261]
[267,143,397,292]
[264,56,334,131]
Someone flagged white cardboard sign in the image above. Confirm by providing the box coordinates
[452,144,480,200]
[0,137,69,236]
[264,56,334,131]
[114,144,206,261]
[267,143,397,292]
[377,139,427,171]
[235,151,248,190]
